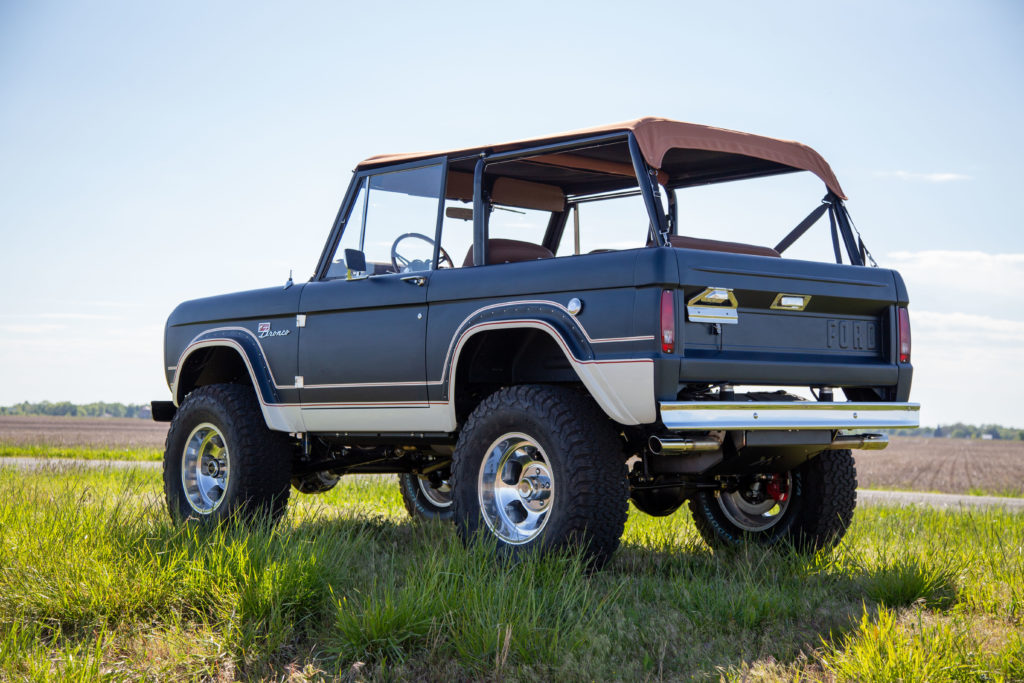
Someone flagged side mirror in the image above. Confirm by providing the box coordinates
[344,248,368,280]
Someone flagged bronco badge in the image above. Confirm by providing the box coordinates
[257,322,291,339]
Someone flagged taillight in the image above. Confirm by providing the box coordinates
[660,290,675,353]
[898,307,911,363]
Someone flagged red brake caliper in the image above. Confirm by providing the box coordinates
[765,473,789,503]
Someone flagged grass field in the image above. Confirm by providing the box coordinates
[0,416,164,462]
[1,465,1021,681]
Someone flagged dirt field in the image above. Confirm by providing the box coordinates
[2,417,1021,496]
[856,436,1024,497]
[0,416,168,449]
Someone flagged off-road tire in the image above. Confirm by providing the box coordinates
[163,383,292,525]
[451,384,629,568]
[399,473,454,522]
[689,449,857,552]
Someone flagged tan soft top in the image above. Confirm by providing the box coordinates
[356,116,846,199]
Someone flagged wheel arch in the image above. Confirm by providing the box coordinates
[173,343,260,406]
[171,332,302,432]
[447,320,656,427]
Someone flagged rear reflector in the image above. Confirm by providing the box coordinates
[660,290,675,353]
[898,308,911,363]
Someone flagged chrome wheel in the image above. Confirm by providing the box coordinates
[478,433,554,544]
[715,474,791,532]
[181,422,231,514]
[418,477,453,508]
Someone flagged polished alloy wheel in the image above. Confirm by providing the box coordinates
[715,474,791,532]
[418,477,453,508]
[478,433,554,544]
[181,422,231,513]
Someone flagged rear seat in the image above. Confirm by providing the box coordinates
[663,235,780,258]
[463,238,555,266]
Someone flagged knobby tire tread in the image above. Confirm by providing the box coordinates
[688,449,857,553]
[163,383,291,524]
[399,473,454,523]
[452,384,629,568]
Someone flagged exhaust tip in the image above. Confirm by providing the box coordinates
[648,434,722,455]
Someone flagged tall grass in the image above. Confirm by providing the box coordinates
[0,443,161,461]
[0,466,1021,680]
[821,607,1024,682]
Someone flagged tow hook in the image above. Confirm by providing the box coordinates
[766,474,789,503]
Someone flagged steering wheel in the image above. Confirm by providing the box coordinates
[390,232,454,272]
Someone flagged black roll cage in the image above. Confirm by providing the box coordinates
[313,132,868,280]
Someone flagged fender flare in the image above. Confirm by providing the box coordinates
[172,328,282,408]
[443,303,655,425]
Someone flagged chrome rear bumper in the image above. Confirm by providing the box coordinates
[659,401,920,431]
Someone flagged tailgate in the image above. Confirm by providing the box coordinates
[674,250,905,388]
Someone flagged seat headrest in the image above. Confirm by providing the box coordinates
[655,235,781,258]
[462,238,555,267]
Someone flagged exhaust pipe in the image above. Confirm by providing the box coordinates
[828,433,889,450]
[648,435,722,455]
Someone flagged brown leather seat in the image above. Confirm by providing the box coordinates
[660,235,780,258]
[462,238,555,266]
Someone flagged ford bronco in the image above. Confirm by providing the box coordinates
[153,117,919,567]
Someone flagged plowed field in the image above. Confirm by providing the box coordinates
[0,416,168,449]
[855,436,1024,497]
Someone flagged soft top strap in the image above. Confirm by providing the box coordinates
[774,200,830,254]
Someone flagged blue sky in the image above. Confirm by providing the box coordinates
[1,1,1021,426]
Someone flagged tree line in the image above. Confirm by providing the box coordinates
[887,423,1024,440]
[0,401,151,418]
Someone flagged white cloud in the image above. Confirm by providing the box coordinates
[42,299,145,309]
[32,312,122,321]
[0,324,66,334]
[882,250,1024,322]
[886,250,1024,268]
[912,310,1024,343]
[875,170,972,183]
[908,313,1024,427]
[869,250,1024,425]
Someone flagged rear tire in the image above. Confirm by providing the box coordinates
[400,473,454,522]
[689,449,857,552]
[163,384,292,525]
[452,385,629,569]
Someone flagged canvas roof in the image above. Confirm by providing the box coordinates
[356,116,847,199]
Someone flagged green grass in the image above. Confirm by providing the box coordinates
[0,443,161,461]
[968,486,1024,499]
[861,482,1024,499]
[1,466,1021,681]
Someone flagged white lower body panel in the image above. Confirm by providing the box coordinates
[298,403,456,434]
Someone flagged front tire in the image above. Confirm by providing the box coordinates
[163,384,292,525]
[452,385,629,569]
[689,449,857,552]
